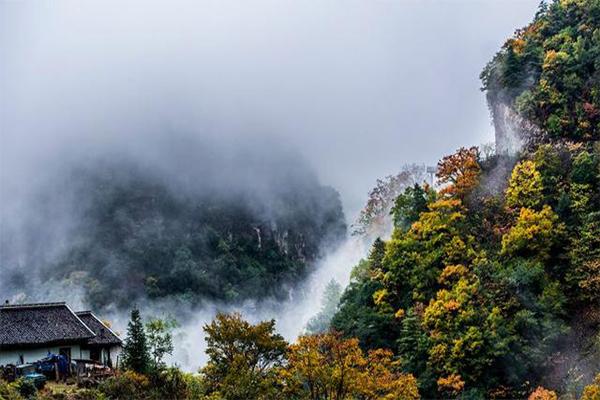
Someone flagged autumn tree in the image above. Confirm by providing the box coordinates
[528,386,558,400]
[201,312,288,400]
[422,264,507,393]
[378,197,475,310]
[436,147,481,199]
[501,205,563,260]
[283,332,419,400]
[581,373,600,400]
[505,160,544,210]
[359,348,420,400]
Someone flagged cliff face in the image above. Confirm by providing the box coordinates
[489,95,544,154]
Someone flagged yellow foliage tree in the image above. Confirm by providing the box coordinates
[581,373,600,400]
[501,205,563,260]
[283,332,419,400]
[505,160,544,210]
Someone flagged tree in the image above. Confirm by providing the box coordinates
[305,279,343,334]
[422,266,507,393]
[201,312,288,400]
[381,198,473,307]
[571,150,599,186]
[145,317,177,371]
[121,306,151,374]
[528,386,558,400]
[436,147,481,199]
[501,205,563,260]
[283,332,419,400]
[581,373,600,400]
[359,348,420,400]
[532,145,563,204]
[567,212,600,302]
[331,245,400,351]
[502,46,525,88]
[505,160,544,210]
[353,164,430,238]
[391,184,433,231]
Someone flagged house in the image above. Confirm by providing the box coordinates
[75,311,122,367]
[0,302,122,367]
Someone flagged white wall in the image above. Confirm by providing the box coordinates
[80,348,91,360]
[0,344,83,366]
[108,345,122,368]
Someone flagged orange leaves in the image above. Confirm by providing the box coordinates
[437,373,465,396]
[439,264,469,286]
[436,147,481,199]
[285,332,419,400]
[528,386,558,400]
[443,299,461,312]
[285,333,367,400]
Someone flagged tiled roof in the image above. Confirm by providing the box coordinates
[0,303,95,348]
[75,312,122,346]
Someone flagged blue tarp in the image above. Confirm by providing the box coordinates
[36,353,69,374]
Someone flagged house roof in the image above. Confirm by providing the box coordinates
[0,302,95,349]
[75,311,122,346]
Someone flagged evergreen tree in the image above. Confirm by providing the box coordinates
[305,279,342,334]
[121,306,151,374]
[502,47,523,89]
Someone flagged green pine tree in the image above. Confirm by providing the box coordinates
[305,279,343,334]
[121,306,151,374]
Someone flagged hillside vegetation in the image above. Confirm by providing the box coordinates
[331,1,600,398]
[482,0,600,147]
[2,147,346,310]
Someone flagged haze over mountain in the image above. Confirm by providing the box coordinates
[1,0,540,217]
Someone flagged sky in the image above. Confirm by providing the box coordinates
[1,0,541,219]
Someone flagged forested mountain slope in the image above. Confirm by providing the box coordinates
[1,145,346,310]
[332,1,600,398]
[482,0,600,151]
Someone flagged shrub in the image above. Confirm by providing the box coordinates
[98,371,149,400]
[14,379,36,400]
[0,379,24,400]
[68,389,107,400]
[182,374,206,400]
[147,367,189,400]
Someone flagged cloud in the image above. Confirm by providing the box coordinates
[1,0,540,216]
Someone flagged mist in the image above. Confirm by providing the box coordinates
[1,0,541,214]
[1,0,542,371]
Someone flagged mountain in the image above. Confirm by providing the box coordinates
[1,143,346,310]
